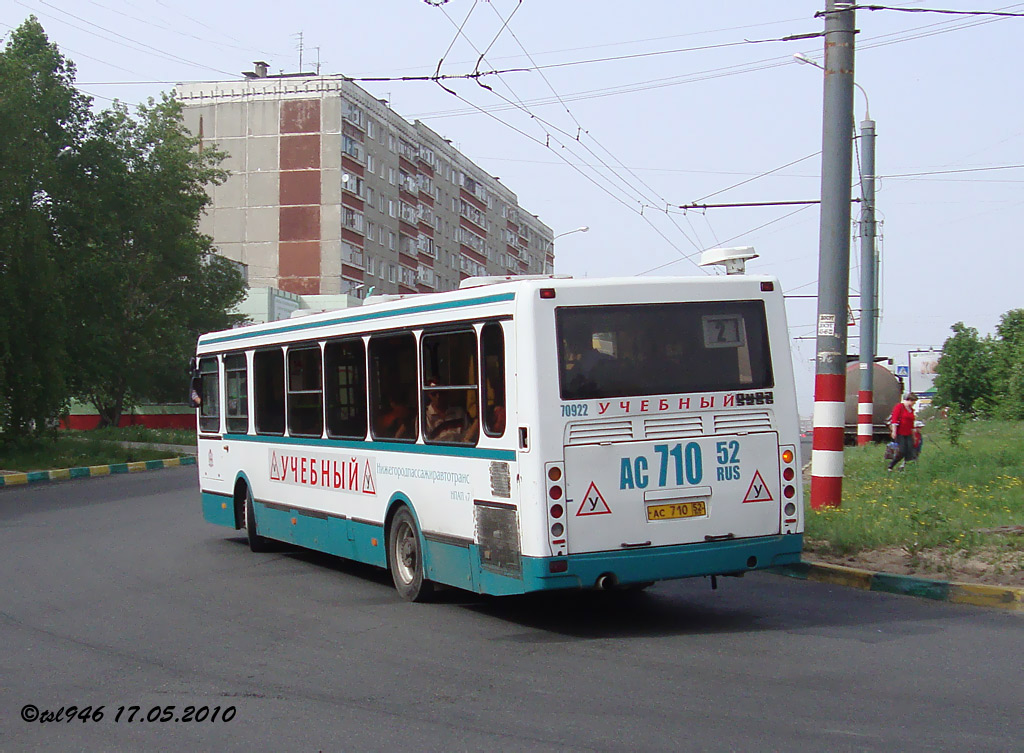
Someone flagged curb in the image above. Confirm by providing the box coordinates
[770,560,1024,612]
[0,456,197,488]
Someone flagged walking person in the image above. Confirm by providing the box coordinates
[888,393,919,471]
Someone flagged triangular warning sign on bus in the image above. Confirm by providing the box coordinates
[362,460,376,495]
[743,470,773,503]
[270,451,283,481]
[576,482,612,516]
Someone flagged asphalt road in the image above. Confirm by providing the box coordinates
[1,468,1020,752]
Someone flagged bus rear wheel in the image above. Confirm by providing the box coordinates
[387,507,433,602]
[244,487,273,553]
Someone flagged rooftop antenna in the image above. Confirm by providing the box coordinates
[293,31,304,72]
[315,46,321,75]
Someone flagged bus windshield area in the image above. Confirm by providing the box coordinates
[556,300,773,400]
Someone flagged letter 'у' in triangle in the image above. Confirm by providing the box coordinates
[742,470,773,503]
[576,481,612,516]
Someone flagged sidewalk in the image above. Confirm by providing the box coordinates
[0,441,196,488]
[770,560,1024,612]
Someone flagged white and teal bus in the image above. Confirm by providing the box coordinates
[195,274,803,601]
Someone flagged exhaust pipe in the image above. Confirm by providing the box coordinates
[595,573,617,590]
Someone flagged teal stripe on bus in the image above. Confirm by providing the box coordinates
[220,433,517,461]
[200,292,516,346]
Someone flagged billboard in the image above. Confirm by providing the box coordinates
[908,349,941,396]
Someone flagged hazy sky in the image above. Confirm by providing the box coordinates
[4,1,1022,413]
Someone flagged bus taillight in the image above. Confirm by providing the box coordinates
[545,461,567,556]
[779,444,800,534]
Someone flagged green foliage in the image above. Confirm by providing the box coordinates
[806,420,1024,563]
[933,310,1024,421]
[0,17,91,437]
[991,309,1024,420]
[0,18,245,440]
[64,95,245,425]
[0,435,182,471]
[933,322,994,414]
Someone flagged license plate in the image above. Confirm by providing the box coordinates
[646,500,707,521]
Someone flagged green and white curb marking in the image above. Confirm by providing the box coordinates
[771,560,1024,612]
[0,456,196,487]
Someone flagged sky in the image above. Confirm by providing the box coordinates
[4,0,1023,415]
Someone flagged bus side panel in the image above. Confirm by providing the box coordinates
[423,538,477,592]
[201,491,236,528]
[348,519,387,568]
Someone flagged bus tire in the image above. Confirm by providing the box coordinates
[244,487,273,553]
[387,507,434,602]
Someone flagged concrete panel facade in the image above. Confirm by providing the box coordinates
[177,76,552,297]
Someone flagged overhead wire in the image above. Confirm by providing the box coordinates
[479,0,708,255]
[430,1,705,265]
[14,0,240,77]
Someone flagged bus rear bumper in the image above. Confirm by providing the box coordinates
[520,533,803,592]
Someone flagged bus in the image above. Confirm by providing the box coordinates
[194,274,803,601]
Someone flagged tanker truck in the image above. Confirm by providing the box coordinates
[844,360,903,443]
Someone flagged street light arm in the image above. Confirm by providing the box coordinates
[794,53,870,120]
[553,226,589,239]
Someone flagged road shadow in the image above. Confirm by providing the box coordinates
[221,536,966,641]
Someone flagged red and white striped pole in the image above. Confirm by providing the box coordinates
[812,373,847,507]
[810,1,856,509]
[857,366,874,446]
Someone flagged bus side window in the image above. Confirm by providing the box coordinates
[421,330,478,445]
[287,346,324,438]
[481,322,506,437]
[325,339,367,439]
[224,353,249,434]
[198,356,220,433]
[254,348,285,435]
[369,334,417,441]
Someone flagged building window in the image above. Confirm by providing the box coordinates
[369,334,417,441]
[198,356,220,433]
[367,154,375,173]
[388,231,396,251]
[254,348,285,435]
[287,346,323,438]
[325,339,366,439]
[367,119,376,139]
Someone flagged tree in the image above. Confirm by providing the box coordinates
[63,95,246,427]
[0,18,91,438]
[992,309,1024,419]
[933,322,994,414]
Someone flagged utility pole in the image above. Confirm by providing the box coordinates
[811,0,856,509]
[856,117,878,446]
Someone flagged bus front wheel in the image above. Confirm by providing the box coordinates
[387,507,434,602]
[244,487,273,553]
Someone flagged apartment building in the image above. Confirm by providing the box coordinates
[177,65,554,298]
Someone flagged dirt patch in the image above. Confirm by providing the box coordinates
[803,542,1024,588]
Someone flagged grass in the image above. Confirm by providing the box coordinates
[0,434,188,472]
[64,426,197,446]
[805,419,1024,570]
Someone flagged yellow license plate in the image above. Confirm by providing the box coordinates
[646,500,707,521]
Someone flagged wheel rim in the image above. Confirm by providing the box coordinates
[394,520,418,585]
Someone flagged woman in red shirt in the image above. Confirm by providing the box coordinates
[888,393,918,470]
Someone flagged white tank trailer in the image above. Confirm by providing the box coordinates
[844,361,903,443]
